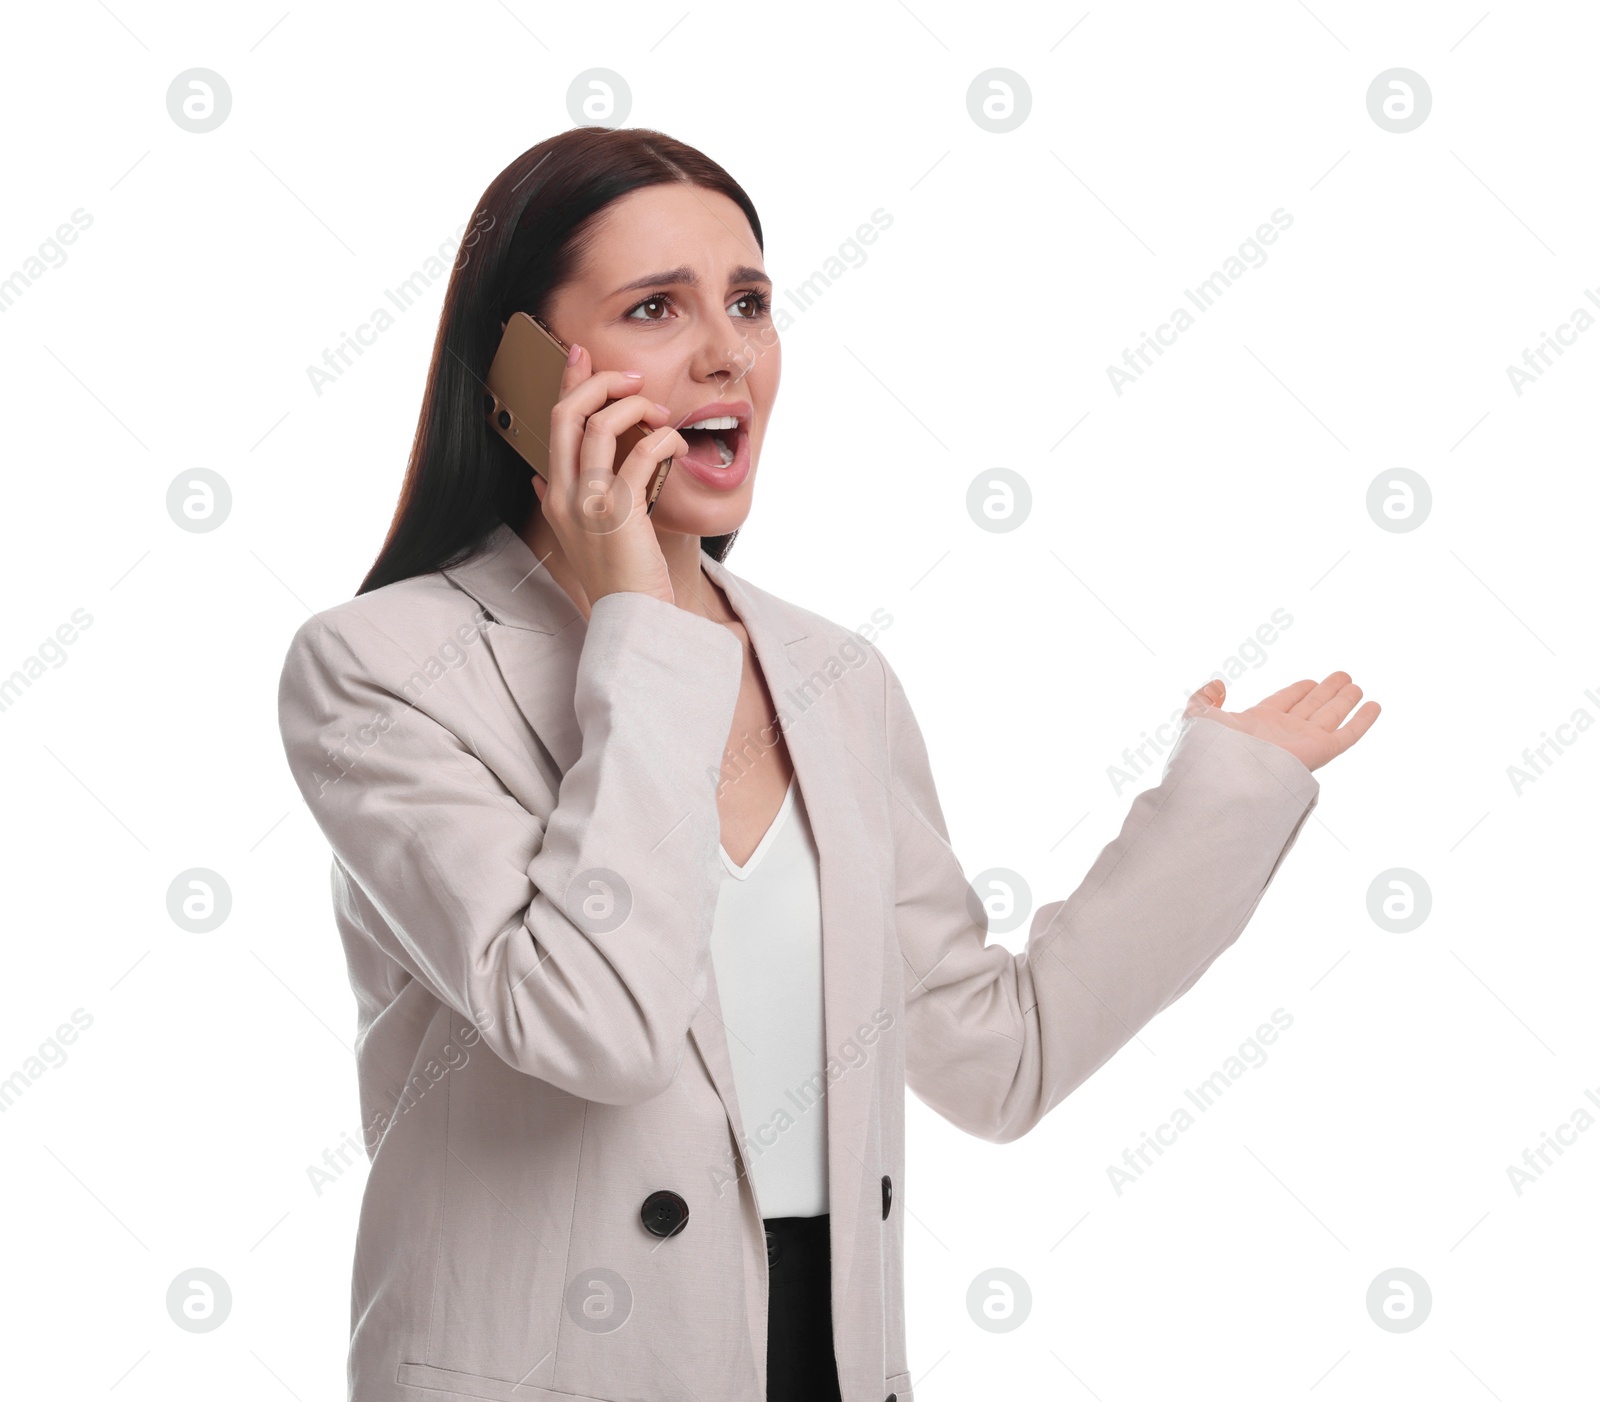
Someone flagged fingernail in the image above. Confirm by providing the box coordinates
[622,371,643,379]
[567,343,581,366]
[654,402,671,414]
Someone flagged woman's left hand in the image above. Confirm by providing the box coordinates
[1183,672,1380,773]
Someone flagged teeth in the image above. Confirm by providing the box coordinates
[686,415,739,431]
[713,435,733,466]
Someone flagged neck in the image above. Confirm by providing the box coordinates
[521,510,730,623]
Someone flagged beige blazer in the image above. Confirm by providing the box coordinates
[277,521,1320,1402]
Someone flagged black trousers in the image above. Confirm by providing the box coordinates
[764,1214,843,1402]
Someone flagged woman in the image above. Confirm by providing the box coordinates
[277,127,1378,1402]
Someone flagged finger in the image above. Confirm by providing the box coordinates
[1327,699,1382,757]
[1289,671,1352,719]
[1252,678,1319,714]
[1184,679,1226,716]
[548,370,650,487]
[577,395,673,484]
[615,426,685,501]
[584,393,674,440]
[557,340,588,399]
[545,343,589,486]
[550,368,647,459]
[1308,680,1365,731]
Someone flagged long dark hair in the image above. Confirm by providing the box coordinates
[357,127,764,596]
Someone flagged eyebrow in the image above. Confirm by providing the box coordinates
[609,264,772,296]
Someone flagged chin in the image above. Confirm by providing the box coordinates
[649,487,751,542]
[655,509,749,543]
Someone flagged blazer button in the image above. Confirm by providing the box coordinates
[765,1226,781,1269]
[886,1394,898,1401]
[640,1189,690,1238]
[881,1174,892,1220]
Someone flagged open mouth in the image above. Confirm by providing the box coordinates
[676,414,745,472]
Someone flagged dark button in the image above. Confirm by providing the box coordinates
[887,1394,898,1401]
[881,1174,892,1220]
[765,1226,781,1269]
[640,1189,689,1238]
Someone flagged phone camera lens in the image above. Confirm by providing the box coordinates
[496,410,512,430]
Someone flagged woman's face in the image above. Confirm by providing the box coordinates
[541,183,781,542]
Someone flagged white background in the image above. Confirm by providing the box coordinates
[2,1,1595,1397]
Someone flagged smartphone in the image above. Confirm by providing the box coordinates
[484,311,674,513]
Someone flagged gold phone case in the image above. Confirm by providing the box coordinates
[483,311,673,513]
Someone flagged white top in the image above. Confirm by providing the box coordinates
[707,774,828,1219]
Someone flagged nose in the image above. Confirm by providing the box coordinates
[689,314,758,389]
[698,339,758,394]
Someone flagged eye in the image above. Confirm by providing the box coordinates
[729,289,773,319]
[624,293,674,322]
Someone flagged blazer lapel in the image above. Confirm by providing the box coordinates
[703,555,885,1306]
[443,525,587,779]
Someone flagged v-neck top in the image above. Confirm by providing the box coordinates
[707,774,828,1218]
[718,773,798,878]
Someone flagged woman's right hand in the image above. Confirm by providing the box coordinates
[531,342,686,607]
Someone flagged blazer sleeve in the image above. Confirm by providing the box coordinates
[880,650,1320,1144]
[277,590,743,1106]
